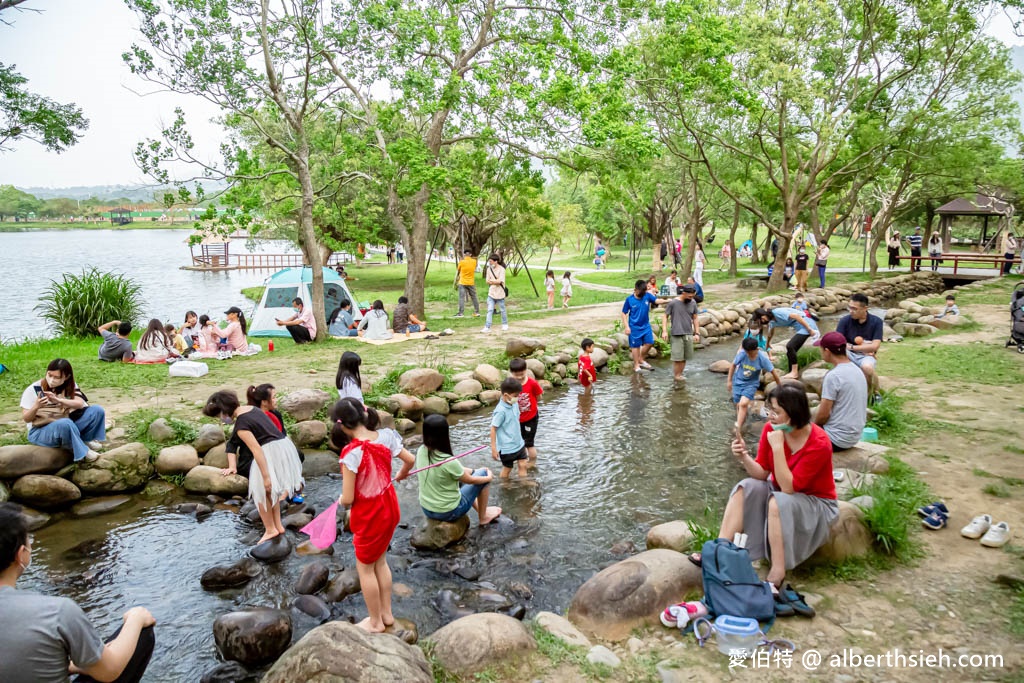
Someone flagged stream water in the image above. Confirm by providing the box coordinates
[19,344,748,681]
[1,229,300,342]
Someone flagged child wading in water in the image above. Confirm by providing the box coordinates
[332,398,414,632]
[561,271,573,308]
[509,358,543,463]
[578,338,597,389]
[491,377,529,478]
[203,390,303,544]
[545,270,556,310]
[728,337,781,434]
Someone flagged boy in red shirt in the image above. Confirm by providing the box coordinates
[578,338,597,388]
[509,358,544,462]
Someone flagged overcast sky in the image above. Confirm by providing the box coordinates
[0,0,1021,189]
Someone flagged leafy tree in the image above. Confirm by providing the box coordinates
[0,184,40,220]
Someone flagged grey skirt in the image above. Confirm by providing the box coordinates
[731,478,839,570]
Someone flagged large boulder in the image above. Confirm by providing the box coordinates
[506,337,546,357]
[11,474,81,509]
[203,444,228,469]
[193,424,226,454]
[213,609,292,667]
[534,611,592,649]
[250,535,292,563]
[421,396,450,417]
[261,621,431,683]
[147,418,176,443]
[590,348,609,369]
[429,613,536,675]
[72,443,153,494]
[410,516,470,550]
[301,451,339,478]
[183,465,249,497]
[708,359,732,374]
[831,442,890,474]
[799,368,830,395]
[525,358,546,379]
[645,521,695,553]
[0,445,72,478]
[812,501,872,563]
[450,400,482,414]
[155,445,200,476]
[294,562,330,595]
[70,495,133,518]
[473,364,502,388]
[0,481,8,503]
[389,394,425,421]
[322,567,361,602]
[893,322,938,337]
[452,378,484,398]
[567,549,702,641]
[398,368,445,396]
[201,558,262,590]
[278,389,332,422]
[290,421,327,449]
[477,391,501,406]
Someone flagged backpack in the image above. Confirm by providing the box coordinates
[700,538,776,622]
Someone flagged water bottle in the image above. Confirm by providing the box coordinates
[268,341,275,352]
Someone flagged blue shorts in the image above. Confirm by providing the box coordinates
[422,469,490,522]
[732,385,757,404]
[407,324,423,333]
[629,328,655,348]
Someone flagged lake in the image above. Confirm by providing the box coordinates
[1,229,301,342]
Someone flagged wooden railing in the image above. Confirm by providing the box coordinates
[191,251,356,270]
[903,253,1021,275]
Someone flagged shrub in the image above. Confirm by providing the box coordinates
[36,268,144,338]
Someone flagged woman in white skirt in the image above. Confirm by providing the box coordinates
[204,390,304,543]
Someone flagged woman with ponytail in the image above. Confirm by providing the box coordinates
[333,397,414,632]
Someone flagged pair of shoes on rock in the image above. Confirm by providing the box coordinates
[961,514,1011,548]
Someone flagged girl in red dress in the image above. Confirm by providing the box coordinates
[333,398,414,632]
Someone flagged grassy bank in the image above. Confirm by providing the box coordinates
[0,221,193,232]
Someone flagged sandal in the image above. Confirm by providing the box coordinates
[688,553,702,568]
[781,583,815,618]
[921,511,948,530]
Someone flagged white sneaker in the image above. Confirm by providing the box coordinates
[960,514,992,539]
[481,327,490,334]
[84,451,100,463]
[980,522,1011,548]
[87,440,104,451]
[501,324,509,331]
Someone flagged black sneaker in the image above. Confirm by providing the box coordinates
[453,313,464,318]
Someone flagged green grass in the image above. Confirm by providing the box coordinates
[124,408,200,457]
[241,287,264,303]
[867,391,916,445]
[880,341,1024,386]
[850,456,931,559]
[1010,589,1024,637]
[982,483,1012,498]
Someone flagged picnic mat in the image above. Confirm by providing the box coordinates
[354,331,436,345]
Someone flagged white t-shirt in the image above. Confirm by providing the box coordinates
[340,428,404,473]
[338,377,364,403]
[20,381,83,433]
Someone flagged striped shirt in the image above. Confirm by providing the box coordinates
[907,235,923,249]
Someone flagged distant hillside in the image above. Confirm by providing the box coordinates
[15,183,226,202]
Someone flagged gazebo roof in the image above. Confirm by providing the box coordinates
[936,195,1012,217]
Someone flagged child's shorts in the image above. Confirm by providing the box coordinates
[732,386,757,404]
[499,446,528,469]
[519,416,539,448]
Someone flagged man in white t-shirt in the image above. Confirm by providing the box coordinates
[276,297,317,344]
[813,332,868,450]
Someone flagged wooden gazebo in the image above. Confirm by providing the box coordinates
[935,194,1013,251]
[188,229,231,268]
[109,208,133,225]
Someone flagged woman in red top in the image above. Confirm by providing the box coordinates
[709,383,837,588]
[334,398,414,632]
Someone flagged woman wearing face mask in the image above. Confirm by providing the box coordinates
[20,359,105,463]
[691,383,836,596]
[203,390,303,544]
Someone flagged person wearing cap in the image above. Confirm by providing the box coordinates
[454,249,480,317]
[662,284,700,380]
[813,331,868,451]
[275,298,317,344]
[835,292,883,398]
[905,227,923,272]
[215,307,249,352]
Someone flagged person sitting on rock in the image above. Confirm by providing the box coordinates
[812,332,868,451]
[20,359,105,463]
[835,293,883,400]
[203,390,304,544]
[417,414,501,526]
[692,383,837,590]
[0,502,157,683]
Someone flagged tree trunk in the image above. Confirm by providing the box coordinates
[296,159,327,340]
[765,216,795,292]
[407,184,431,316]
[728,202,741,276]
[750,221,760,264]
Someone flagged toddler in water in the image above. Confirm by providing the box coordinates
[490,377,529,478]
[578,338,597,388]
[545,270,556,310]
[561,271,573,308]
[333,397,414,632]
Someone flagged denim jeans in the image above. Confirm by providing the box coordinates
[28,405,106,461]
[485,297,508,328]
[423,469,490,521]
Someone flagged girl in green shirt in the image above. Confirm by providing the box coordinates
[417,415,501,524]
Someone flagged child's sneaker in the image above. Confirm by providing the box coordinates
[660,601,708,629]
[960,514,991,539]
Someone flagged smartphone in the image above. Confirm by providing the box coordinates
[34,386,44,398]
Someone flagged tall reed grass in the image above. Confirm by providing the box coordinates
[35,268,144,337]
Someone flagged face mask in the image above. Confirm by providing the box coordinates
[46,376,65,390]
[772,423,794,433]
[293,308,300,314]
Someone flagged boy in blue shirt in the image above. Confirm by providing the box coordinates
[621,279,668,373]
[491,377,528,478]
[728,336,782,433]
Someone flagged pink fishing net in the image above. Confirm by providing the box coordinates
[299,501,339,549]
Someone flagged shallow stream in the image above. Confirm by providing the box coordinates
[20,344,750,680]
